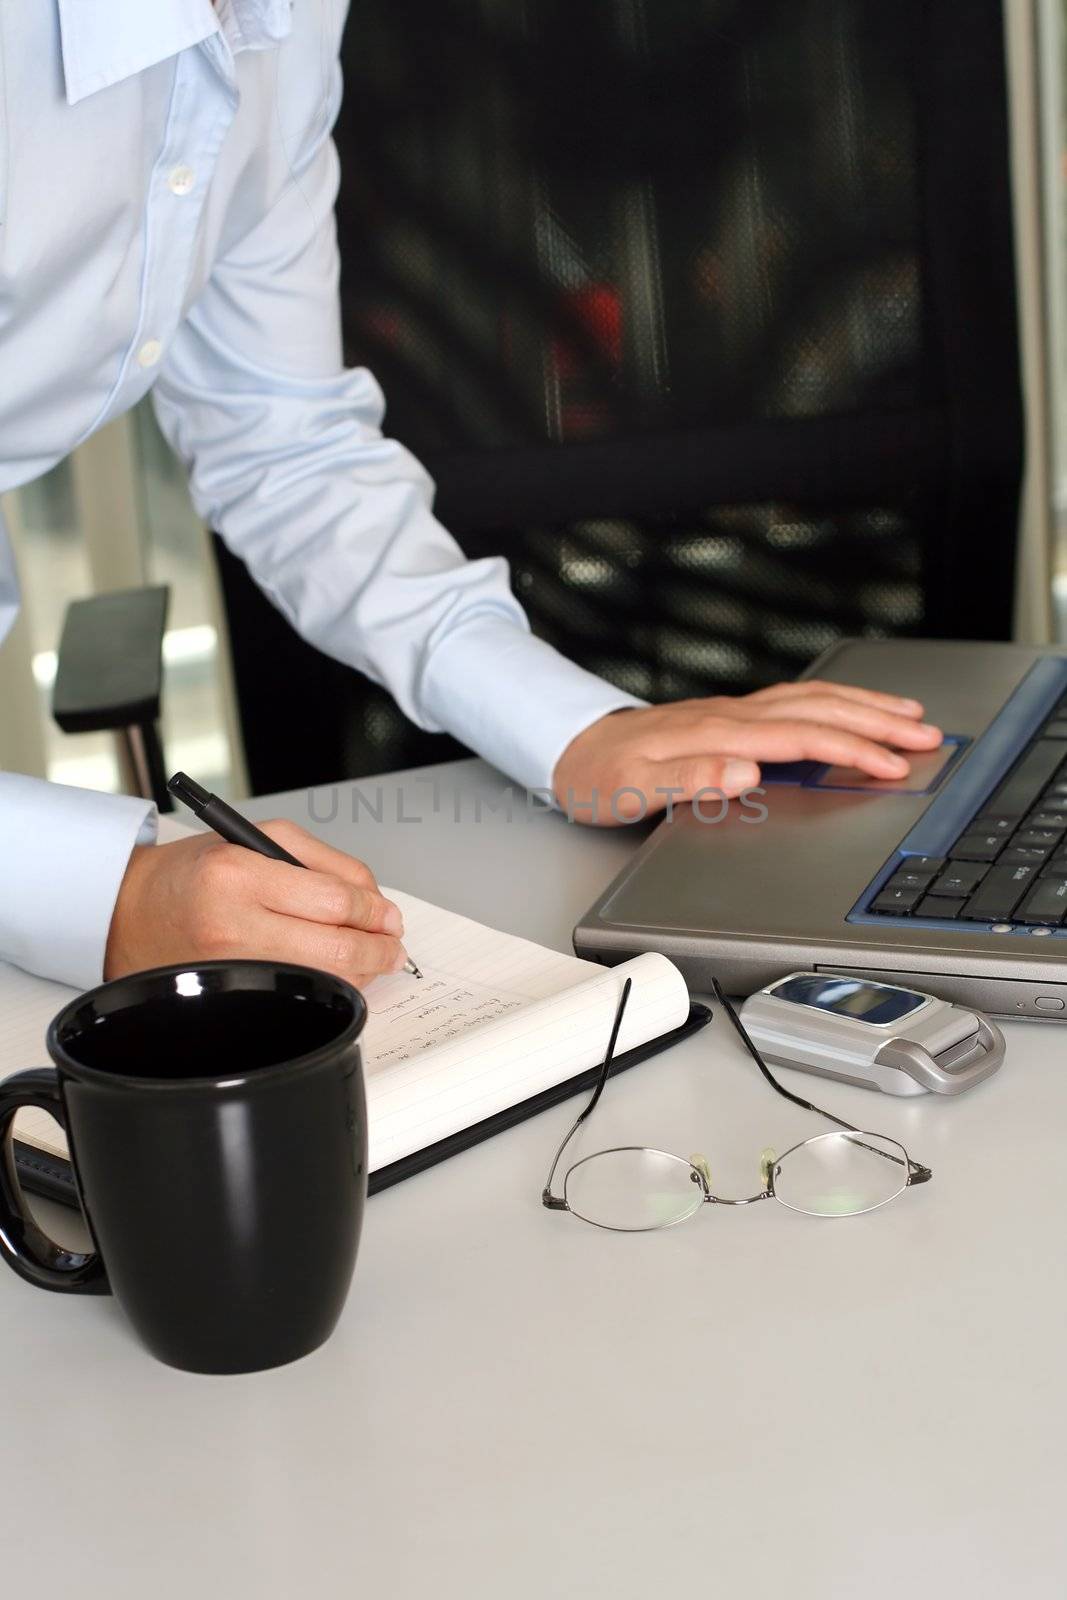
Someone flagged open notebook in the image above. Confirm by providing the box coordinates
[5,885,708,1198]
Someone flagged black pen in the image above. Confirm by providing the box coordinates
[167,772,422,979]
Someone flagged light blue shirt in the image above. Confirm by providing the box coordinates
[0,0,639,988]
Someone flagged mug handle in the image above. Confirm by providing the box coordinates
[0,1068,109,1294]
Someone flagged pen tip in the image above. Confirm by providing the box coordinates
[405,959,423,979]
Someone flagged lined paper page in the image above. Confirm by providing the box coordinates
[361,887,602,1068]
[364,949,688,1169]
[357,889,689,1168]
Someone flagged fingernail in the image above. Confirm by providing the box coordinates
[897,697,923,713]
[722,760,760,790]
[920,723,941,737]
[383,903,404,936]
[886,756,909,775]
[394,947,411,973]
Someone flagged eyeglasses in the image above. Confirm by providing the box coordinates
[542,977,932,1231]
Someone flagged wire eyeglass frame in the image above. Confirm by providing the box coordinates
[542,977,932,1230]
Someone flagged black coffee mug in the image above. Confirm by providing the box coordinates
[0,961,368,1374]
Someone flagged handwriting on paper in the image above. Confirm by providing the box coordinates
[362,970,525,1068]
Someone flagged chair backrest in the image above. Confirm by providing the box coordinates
[217,0,1022,796]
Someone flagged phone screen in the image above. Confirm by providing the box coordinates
[770,974,928,1027]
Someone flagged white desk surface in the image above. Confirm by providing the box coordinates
[5,759,1067,1598]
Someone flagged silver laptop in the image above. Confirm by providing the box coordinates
[574,638,1067,1018]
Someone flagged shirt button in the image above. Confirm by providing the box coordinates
[137,339,163,368]
[168,164,196,196]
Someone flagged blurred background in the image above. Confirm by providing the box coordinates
[1,0,1064,801]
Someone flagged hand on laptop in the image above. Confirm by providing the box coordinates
[553,680,943,824]
[105,820,409,986]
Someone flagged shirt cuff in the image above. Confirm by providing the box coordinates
[418,616,646,796]
[0,774,158,990]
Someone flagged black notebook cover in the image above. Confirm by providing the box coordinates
[13,1001,712,1207]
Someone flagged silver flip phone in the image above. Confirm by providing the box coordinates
[738,972,1005,1096]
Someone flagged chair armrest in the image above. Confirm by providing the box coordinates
[52,586,170,734]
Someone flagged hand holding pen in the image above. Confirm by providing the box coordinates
[168,775,422,977]
[103,774,420,986]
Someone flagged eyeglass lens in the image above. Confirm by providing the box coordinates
[565,1148,704,1231]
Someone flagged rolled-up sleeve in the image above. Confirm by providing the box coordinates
[0,774,157,988]
[151,53,641,799]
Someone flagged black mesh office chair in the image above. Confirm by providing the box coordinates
[214,0,1022,795]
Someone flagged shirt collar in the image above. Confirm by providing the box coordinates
[57,0,293,106]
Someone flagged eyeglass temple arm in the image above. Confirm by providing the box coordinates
[542,978,633,1209]
[710,979,932,1185]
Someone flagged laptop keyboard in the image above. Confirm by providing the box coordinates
[871,711,1067,930]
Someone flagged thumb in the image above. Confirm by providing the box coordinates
[644,754,761,811]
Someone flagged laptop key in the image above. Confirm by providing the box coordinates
[1000,845,1053,868]
[871,885,923,915]
[986,740,1067,817]
[904,855,945,873]
[951,833,1004,862]
[960,863,1038,921]
[971,815,1015,836]
[1017,877,1067,925]
[1043,720,1067,739]
[1013,828,1063,849]
[914,895,966,919]
[1025,812,1067,832]
[1035,795,1067,814]
[886,867,938,892]
[930,861,988,896]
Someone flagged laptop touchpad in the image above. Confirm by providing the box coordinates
[812,741,964,794]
